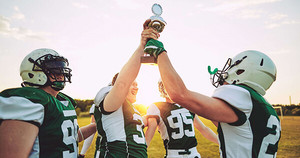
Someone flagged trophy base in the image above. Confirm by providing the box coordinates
[141,56,157,64]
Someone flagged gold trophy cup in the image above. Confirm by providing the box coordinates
[141,3,167,64]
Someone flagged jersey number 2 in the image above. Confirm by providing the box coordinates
[258,115,281,157]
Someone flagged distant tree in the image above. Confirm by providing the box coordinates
[75,99,94,112]
[291,108,300,116]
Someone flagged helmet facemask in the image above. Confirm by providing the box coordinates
[210,58,231,88]
[28,54,72,91]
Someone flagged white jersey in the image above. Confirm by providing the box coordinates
[89,104,95,115]
[212,85,281,158]
[93,86,147,158]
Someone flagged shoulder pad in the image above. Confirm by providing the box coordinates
[94,86,112,107]
[1,87,50,105]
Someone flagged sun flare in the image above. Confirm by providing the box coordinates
[135,65,164,107]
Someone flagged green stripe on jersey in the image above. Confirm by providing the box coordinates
[94,99,147,158]
[238,85,281,157]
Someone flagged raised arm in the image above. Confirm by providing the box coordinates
[156,52,238,123]
[103,20,160,112]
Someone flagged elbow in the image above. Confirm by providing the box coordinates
[114,81,128,90]
[168,89,188,105]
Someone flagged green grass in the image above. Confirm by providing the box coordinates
[276,116,300,158]
[78,116,300,158]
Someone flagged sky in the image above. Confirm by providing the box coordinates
[0,0,299,106]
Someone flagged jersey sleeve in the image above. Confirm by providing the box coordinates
[212,85,252,125]
[89,104,95,115]
[146,103,161,124]
[147,103,160,116]
[0,94,44,126]
[94,86,113,115]
[94,86,112,106]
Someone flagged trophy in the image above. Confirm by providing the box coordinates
[141,3,167,64]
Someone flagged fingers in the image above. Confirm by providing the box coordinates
[141,28,160,40]
[143,19,152,30]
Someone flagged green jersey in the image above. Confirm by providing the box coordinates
[94,86,147,158]
[0,87,78,158]
[212,85,281,158]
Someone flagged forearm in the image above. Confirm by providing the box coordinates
[145,118,158,146]
[194,117,219,144]
[78,123,96,142]
[201,127,219,144]
[145,128,155,146]
[157,52,188,103]
[104,45,143,111]
[117,45,144,87]
[80,133,95,154]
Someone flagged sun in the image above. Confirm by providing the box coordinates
[135,65,164,107]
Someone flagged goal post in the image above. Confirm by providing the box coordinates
[273,106,283,120]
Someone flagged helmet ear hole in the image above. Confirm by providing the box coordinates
[260,58,264,66]
[236,69,245,75]
[28,73,34,78]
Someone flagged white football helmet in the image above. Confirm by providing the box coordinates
[211,50,276,96]
[20,48,72,90]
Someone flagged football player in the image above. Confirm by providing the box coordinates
[145,80,219,158]
[93,20,159,158]
[144,40,281,158]
[0,48,96,158]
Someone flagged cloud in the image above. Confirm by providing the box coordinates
[199,0,299,28]
[201,0,281,20]
[11,6,25,20]
[72,2,89,9]
[0,15,49,41]
[269,13,288,20]
[265,19,300,29]
[114,0,142,10]
[238,9,264,19]
[265,13,299,29]
[203,0,281,13]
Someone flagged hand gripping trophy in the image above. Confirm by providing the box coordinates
[141,3,167,64]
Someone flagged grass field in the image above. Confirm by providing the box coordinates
[78,116,300,158]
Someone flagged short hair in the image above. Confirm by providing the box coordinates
[158,79,168,99]
[111,73,119,86]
